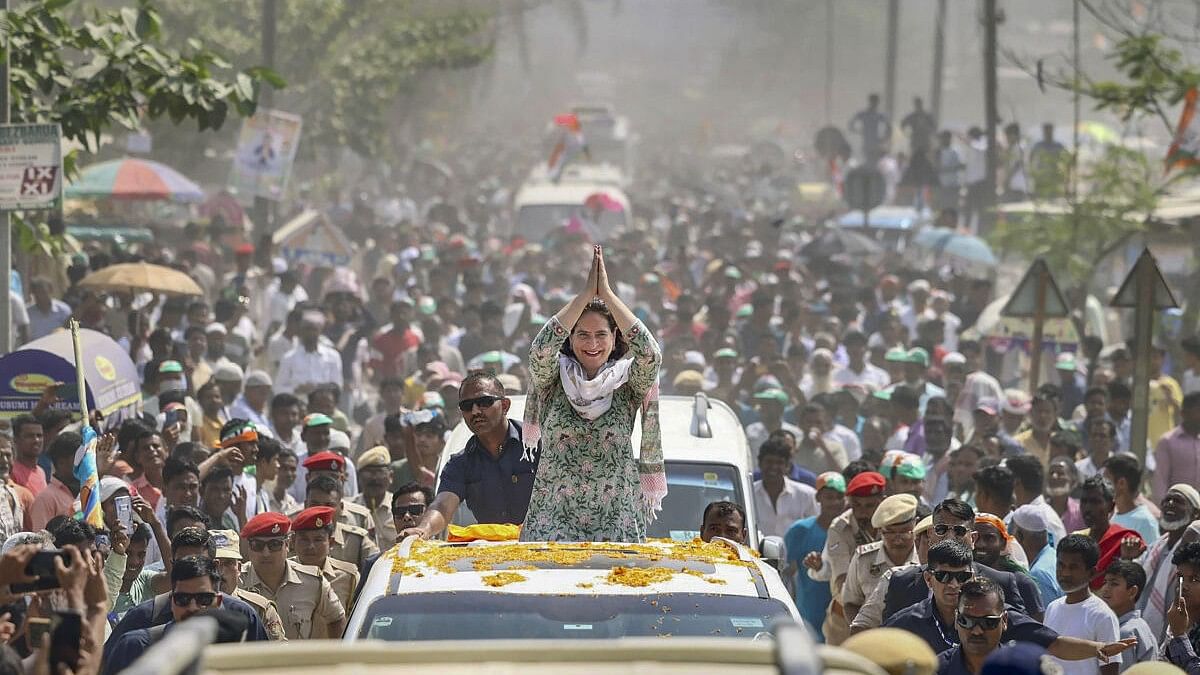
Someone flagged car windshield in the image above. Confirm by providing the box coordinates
[359,592,788,641]
[649,462,744,542]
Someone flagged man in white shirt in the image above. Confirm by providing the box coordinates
[753,438,816,538]
[229,370,275,433]
[832,330,889,392]
[274,311,343,396]
[1044,534,1120,675]
[25,278,70,341]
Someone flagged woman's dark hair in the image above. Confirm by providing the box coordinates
[560,299,629,362]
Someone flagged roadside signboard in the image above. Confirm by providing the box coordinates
[0,124,62,211]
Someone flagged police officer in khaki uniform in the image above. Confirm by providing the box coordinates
[841,493,919,625]
[350,445,398,552]
[290,505,360,612]
[304,473,380,568]
[807,471,887,645]
[239,512,347,640]
[210,529,288,641]
[301,450,378,533]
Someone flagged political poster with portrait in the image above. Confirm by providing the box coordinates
[228,109,302,201]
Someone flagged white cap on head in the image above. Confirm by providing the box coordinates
[942,352,966,366]
[328,429,351,451]
[1011,503,1050,534]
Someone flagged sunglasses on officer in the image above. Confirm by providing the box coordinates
[172,591,218,608]
[393,504,426,517]
[933,523,971,539]
[928,569,973,584]
[247,537,287,552]
[458,395,503,413]
[955,612,1004,631]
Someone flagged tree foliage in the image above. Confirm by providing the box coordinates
[144,0,494,160]
[990,147,1159,290]
[5,0,280,177]
[2,0,281,255]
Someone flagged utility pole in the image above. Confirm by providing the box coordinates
[884,0,900,120]
[982,0,999,236]
[930,0,947,124]
[0,0,11,354]
[252,0,277,239]
[825,0,835,124]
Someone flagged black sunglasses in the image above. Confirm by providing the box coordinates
[247,537,287,552]
[929,569,973,585]
[956,613,1003,631]
[393,504,426,517]
[458,395,503,413]
[933,524,970,538]
[172,591,218,608]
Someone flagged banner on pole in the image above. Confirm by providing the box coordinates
[228,109,302,202]
[0,124,62,211]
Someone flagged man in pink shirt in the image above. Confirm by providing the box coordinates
[28,430,81,530]
[1153,392,1200,501]
[9,415,46,497]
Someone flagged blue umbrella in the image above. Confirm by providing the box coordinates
[913,227,997,267]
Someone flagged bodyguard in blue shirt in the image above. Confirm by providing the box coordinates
[400,373,540,539]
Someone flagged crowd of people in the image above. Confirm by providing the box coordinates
[0,107,1194,674]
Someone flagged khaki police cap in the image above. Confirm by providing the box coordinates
[357,445,391,470]
[210,529,242,560]
[870,493,919,529]
[842,627,938,675]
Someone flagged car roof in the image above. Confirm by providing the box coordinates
[442,394,751,471]
[199,639,889,675]
[383,538,772,598]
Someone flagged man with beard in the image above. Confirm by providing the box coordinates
[806,470,886,644]
[400,373,541,539]
[1078,475,1144,589]
[1010,504,1064,605]
[1137,484,1200,641]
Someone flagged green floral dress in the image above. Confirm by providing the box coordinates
[520,316,662,542]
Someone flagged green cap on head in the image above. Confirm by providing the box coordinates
[752,388,789,406]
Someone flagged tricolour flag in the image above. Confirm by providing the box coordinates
[73,414,102,527]
[1166,87,1200,173]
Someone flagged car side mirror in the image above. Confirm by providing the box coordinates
[760,535,785,569]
